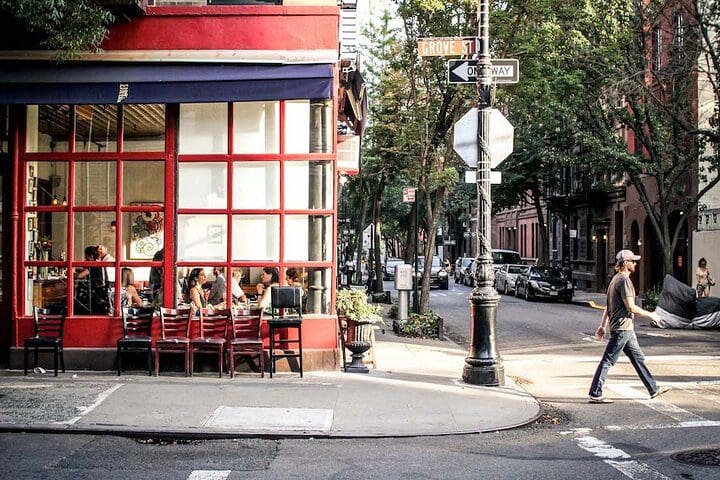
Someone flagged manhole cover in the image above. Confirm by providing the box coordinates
[673,448,720,467]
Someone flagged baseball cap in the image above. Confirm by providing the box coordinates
[616,249,641,262]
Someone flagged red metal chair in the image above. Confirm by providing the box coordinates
[190,308,228,378]
[155,307,191,376]
[24,307,66,376]
[118,306,155,376]
[228,307,264,378]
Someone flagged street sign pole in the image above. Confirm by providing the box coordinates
[463,0,505,387]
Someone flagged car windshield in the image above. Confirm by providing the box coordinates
[493,251,522,264]
[432,256,442,267]
[530,267,563,279]
[508,265,526,274]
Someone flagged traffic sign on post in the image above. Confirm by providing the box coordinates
[453,108,514,169]
[447,59,520,84]
[402,187,416,203]
[417,37,477,57]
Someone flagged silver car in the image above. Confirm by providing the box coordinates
[494,264,527,295]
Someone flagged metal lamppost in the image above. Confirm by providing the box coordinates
[462,0,504,386]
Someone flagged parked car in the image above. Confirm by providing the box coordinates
[383,257,405,280]
[415,255,449,289]
[494,264,528,295]
[515,266,574,302]
[454,257,474,284]
[492,249,522,272]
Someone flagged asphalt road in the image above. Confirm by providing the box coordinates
[1,279,718,479]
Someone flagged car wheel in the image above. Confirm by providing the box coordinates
[441,281,448,290]
[504,282,509,295]
[525,286,531,301]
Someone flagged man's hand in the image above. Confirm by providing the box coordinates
[595,325,606,340]
[648,311,661,323]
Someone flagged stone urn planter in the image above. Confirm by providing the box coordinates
[336,289,383,373]
[343,317,374,373]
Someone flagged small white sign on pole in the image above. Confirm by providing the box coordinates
[394,264,414,291]
[464,170,502,184]
[402,187,416,203]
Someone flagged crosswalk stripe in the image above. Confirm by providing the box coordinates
[187,471,231,480]
[575,435,671,480]
[609,384,709,423]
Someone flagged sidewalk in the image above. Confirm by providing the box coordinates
[571,289,606,310]
[0,331,540,439]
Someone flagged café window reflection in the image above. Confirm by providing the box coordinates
[26,105,71,153]
[74,161,117,206]
[26,267,68,316]
[26,162,68,207]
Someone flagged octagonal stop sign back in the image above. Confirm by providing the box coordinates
[453,108,514,169]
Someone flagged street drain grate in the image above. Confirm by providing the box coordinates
[136,438,205,446]
[673,448,720,467]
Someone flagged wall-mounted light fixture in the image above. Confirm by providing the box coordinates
[592,235,597,241]
[110,220,117,232]
[61,197,68,206]
[637,240,643,246]
[603,234,607,241]
[51,195,59,206]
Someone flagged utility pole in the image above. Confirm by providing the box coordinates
[462,0,504,386]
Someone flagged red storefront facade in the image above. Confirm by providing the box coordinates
[0,5,345,371]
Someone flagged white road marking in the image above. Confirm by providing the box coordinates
[59,383,123,425]
[187,471,231,480]
[610,384,709,423]
[605,420,720,431]
[574,435,671,480]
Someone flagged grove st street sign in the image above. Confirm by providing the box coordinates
[447,59,520,84]
[417,37,477,57]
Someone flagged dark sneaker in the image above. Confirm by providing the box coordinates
[650,386,671,399]
[589,396,614,404]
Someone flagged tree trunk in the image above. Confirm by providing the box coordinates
[532,189,549,265]
[373,175,387,293]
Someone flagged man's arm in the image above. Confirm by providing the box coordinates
[623,295,660,322]
[595,308,609,339]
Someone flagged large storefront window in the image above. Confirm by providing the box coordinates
[176,100,335,314]
[21,99,333,317]
[23,104,166,316]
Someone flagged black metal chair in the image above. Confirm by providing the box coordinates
[24,306,66,376]
[268,286,303,378]
[117,306,155,376]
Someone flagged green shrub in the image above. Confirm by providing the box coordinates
[388,304,398,319]
[397,311,442,338]
[643,284,662,311]
[336,289,384,324]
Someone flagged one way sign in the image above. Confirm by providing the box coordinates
[447,59,519,84]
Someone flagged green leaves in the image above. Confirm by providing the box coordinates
[1,0,113,57]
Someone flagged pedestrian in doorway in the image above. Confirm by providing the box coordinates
[588,249,671,404]
[695,257,715,298]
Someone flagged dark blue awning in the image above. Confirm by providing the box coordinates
[0,62,334,104]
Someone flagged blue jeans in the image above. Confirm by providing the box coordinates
[589,329,658,398]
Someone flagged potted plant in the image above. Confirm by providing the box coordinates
[336,289,383,373]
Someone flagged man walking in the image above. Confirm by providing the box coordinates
[588,249,671,404]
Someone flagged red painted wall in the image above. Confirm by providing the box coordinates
[103,6,339,51]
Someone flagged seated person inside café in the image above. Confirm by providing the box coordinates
[256,267,280,310]
[184,268,208,310]
[120,267,143,307]
[231,270,248,305]
[206,267,227,308]
[74,245,109,315]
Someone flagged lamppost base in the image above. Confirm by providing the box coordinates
[462,360,505,386]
